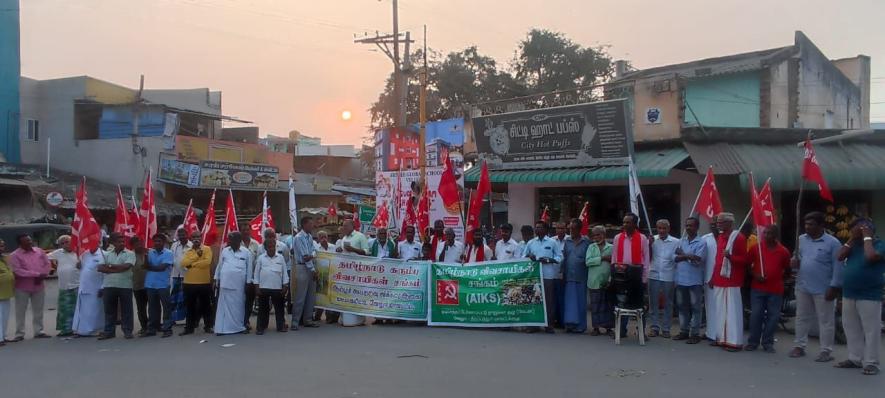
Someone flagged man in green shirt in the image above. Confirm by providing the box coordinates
[98,233,136,340]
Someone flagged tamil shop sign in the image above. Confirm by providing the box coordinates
[199,161,279,189]
[472,99,633,169]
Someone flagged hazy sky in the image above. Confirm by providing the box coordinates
[19,0,885,145]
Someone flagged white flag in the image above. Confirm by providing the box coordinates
[288,175,298,231]
[628,159,641,217]
[261,191,269,234]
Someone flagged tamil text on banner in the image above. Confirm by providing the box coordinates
[158,153,200,186]
[376,166,465,240]
[314,252,429,321]
[428,260,547,327]
[473,99,632,169]
[199,160,279,189]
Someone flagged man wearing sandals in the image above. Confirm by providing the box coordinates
[834,218,883,376]
[790,212,843,362]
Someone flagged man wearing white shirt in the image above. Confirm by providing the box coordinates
[649,219,680,338]
[241,232,260,331]
[213,232,253,335]
[169,228,192,323]
[313,230,339,324]
[701,216,719,341]
[397,226,422,261]
[494,224,520,261]
[435,228,464,263]
[254,238,290,334]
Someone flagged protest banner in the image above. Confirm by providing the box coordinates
[428,260,547,327]
[376,166,465,240]
[314,251,429,321]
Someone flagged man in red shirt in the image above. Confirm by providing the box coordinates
[709,212,749,351]
[746,225,792,353]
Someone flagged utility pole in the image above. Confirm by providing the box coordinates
[131,74,144,196]
[354,0,413,127]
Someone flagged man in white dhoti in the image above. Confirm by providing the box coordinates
[72,246,105,337]
[213,232,253,335]
[709,212,749,352]
[701,215,719,341]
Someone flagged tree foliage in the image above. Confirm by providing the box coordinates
[368,29,614,129]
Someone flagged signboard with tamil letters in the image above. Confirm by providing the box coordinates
[472,99,633,169]
[199,161,279,189]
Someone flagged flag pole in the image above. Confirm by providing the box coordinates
[794,131,811,257]
[684,165,711,237]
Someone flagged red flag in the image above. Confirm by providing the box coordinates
[417,183,431,240]
[136,171,157,247]
[692,166,724,222]
[399,196,418,241]
[749,174,773,228]
[540,206,550,224]
[465,162,491,244]
[437,150,461,214]
[328,202,338,218]
[201,190,218,246]
[802,138,833,202]
[114,186,138,249]
[372,201,390,229]
[182,199,200,236]
[579,202,591,236]
[758,179,776,226]
[71,177,101,254]
[222,190,239,245]
[249,193,275,244]
[128,194,140,249]
[352,205,362,232]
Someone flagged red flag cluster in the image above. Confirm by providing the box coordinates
[113,186,139,249]
[249,192,275,244]
[182,199,200,236]
[201,190,219,246]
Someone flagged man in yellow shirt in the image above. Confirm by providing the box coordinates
[180,232,214,336]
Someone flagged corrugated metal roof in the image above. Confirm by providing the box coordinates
[464,148,688,184]
[685,142,885,190]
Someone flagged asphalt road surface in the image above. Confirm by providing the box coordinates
[1,280,882,397]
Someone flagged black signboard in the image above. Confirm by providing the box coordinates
[473,99,632,169]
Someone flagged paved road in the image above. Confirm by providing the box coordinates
[1,280,882,397]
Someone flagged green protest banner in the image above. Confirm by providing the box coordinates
[314,251,429,321]
[428,260,547,327]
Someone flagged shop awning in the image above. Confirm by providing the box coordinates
[684,141,885,190]
[464,148,688,184]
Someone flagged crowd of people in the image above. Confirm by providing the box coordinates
[0,211,882,376]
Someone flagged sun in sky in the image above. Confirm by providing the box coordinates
[341,110,352,121]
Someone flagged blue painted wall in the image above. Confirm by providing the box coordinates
[683,71,760,128]
[0,0,21,162]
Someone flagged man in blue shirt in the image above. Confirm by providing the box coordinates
[144,234,175,338]
[835,218,885,375]
[790,211,843,362]
[674,217,707,344]
[561,219,591,333]
[523,220,563,333]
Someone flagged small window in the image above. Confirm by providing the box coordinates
[26,119,39,142]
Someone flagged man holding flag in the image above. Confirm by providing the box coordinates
[746,224,791,353]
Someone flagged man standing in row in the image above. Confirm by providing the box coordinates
[72,244,104,337]
[131,237,149,337]
[98,233,136,340]
[369,228,397,259]
[674,217,707,344]
[398,226,422,261]
[169,228,191,324]
[48,235,79,337]
[523,220,562,333]
[292,217,320,330]
[144,234,174,338]
[180,232,213,336]
[791,211,842,362]
[702,215,719,341]
[463,234,491,264]
[214,231,253,335]
[612,213,649,337]
[436,228,464,263]
[649,219,679,338]
[746,225,791,353]
[494,224,520,261]
[709,212,748,352]
[561,219,589,333]
[9,234,52,341]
